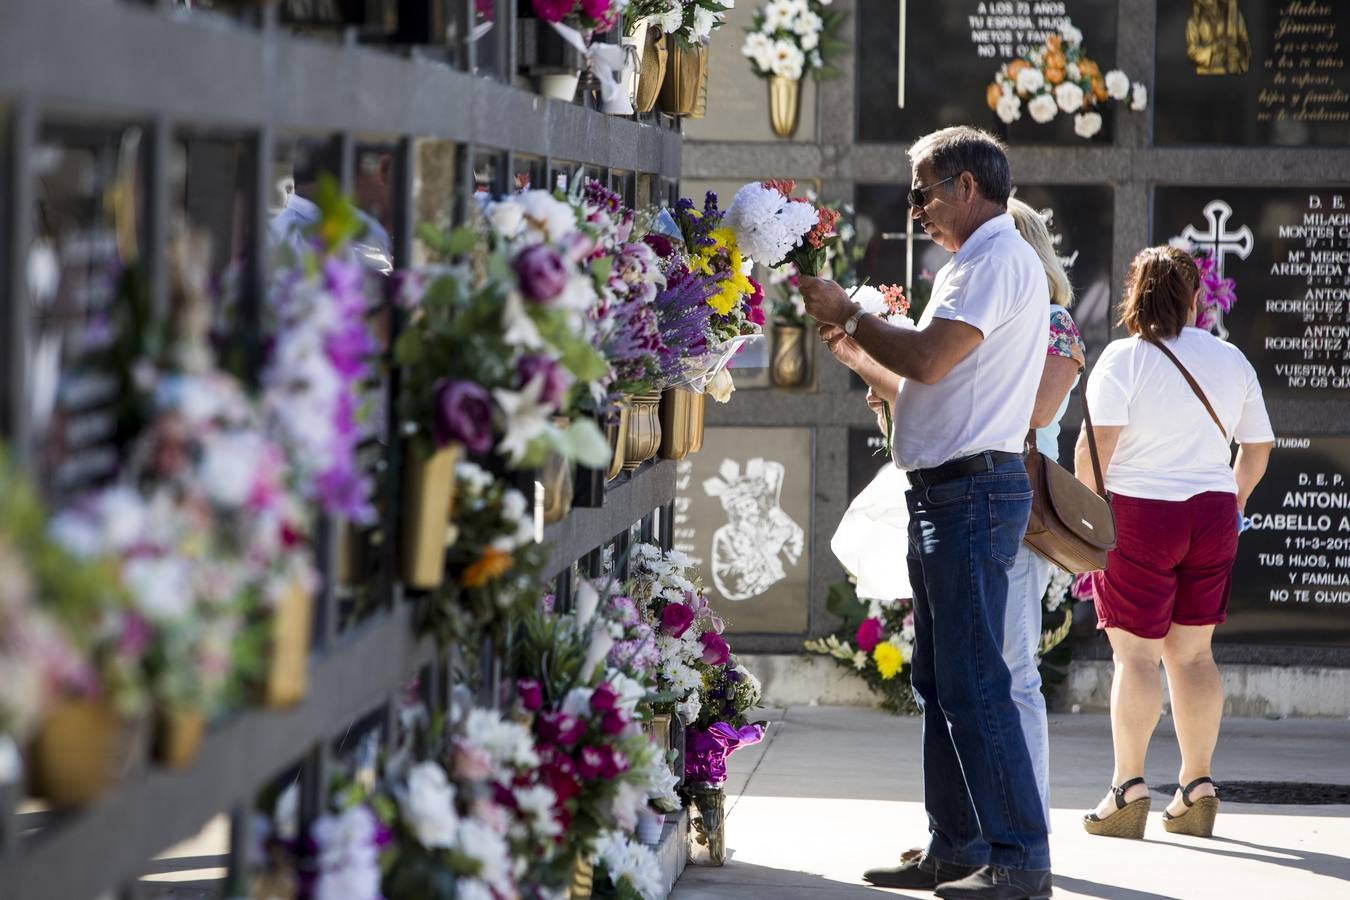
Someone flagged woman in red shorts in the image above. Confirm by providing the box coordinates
[1073,245,1274,840]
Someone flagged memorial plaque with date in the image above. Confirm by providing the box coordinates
[1155,1,1350,146]
[857,0,1120,144]
[1227,436,1350,647]
[849,428,890,503]
[1154,186,1350,398]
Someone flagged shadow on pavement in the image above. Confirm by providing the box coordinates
[674,859,927,899]
[1179,833,1350,884]
[1051,875,1178,899]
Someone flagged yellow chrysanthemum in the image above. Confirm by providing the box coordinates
[703,229,753,316]
[873,642,904,680]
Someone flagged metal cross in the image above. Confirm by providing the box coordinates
[1181,200,1253,339]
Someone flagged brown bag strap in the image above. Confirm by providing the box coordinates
[1030,363,1107,498]
[1150,340,1227,440]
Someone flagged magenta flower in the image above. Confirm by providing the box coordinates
[518,678,544,711]
[517,354,572,412]
[432,378,494,453]
[531,0,574,23]
[660,602,696,638]
[590,682,620,713]
[599,746,629,778]
[855,617,883,653]
[576,745,605,779]
[699,631,730,666]
[601,709,627,736]
[539,711,586,746]
[512,244,569,302]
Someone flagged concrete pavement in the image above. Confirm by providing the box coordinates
[671,707,1350,900]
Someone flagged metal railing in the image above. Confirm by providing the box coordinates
[0,2,681,897]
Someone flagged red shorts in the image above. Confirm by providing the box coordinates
[1091,491,1239,640]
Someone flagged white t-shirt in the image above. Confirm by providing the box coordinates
[1086,327,1275,500]
[891,214,1048,470]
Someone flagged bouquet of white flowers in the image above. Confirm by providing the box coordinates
[742,0,845,81]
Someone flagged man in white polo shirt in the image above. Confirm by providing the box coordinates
[802,127,1051,900]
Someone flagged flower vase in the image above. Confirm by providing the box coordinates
[264,581,314,709]
[539,72,581,101]
[669,715,687,786]
[686,782,727,866]
[153,708,206,769]
[530,13,583,102]
[620,21,646,110]
[686,391,706,454]
[540,425,574,525]
[768,74,802,138]
[659,40,708,117]
[569,852,594,899]
[657,387,700,460]
[635,26,667,113]
[770,322,809,387]
[621,391,663,472]
[401,442,461,590]
[605,399,632,482]
[29,699,139,807]
[637,808,666,845]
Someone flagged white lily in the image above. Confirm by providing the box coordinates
[493,379,551,464]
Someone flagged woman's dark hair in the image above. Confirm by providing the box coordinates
[1118,245,1200,341]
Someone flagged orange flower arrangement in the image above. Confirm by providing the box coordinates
[463,546,513,588]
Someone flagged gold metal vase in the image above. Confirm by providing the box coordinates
[622,392,663,472]
[29,699,138,807]
[687,390,706,454]
[658,387,700,460]
[605,401,632,482]
[539,424,574,525]
[264,582,314,709]
[154,708,206,769]
[401,442,461,589]
[771,322,809,387]
[569,853,594,899]
[659,40,708,117]
[768,74,802,138]
[635,27,668,113]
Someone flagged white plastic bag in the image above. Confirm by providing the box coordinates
[831,462,912,601]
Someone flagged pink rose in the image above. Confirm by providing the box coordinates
[699,632,730,666]
[855,618,883,653]
[660,603,696,638]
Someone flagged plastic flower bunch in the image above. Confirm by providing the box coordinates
[417,461,547,649]
[742,0,846,81]
[625,543,727,724]
[1164,236,1238,333]
[264,180,381,524]
[397,201,611,471]
[803,580,918,715]
[0,451,141,754]
[515,594,667,888]
[987,19,1147,139]
[673,192,767,343]
[532,0,630,32]
[627,0,734,45]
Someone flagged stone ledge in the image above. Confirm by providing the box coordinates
[1066,660,1350,718]
[739,654,881,709]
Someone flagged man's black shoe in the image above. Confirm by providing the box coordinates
[935,865,1053,900]
[862,850,980,890]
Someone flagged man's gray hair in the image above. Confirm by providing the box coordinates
[907,126,1012,207]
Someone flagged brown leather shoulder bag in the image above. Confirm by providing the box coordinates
[1022,364,1118,573]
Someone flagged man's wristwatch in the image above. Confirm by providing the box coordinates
[842,306,866,337]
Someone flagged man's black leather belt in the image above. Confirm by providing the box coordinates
[906,450,1023,488]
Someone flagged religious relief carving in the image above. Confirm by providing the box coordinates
[1186,0,1252,75]
[703,458,805,602]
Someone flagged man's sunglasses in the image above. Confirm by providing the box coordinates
[908,175,956,209]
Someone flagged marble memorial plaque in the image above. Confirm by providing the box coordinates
[1227,435,1350,646]
[1155,1,1350,146]
[848,428,890,503]
[1154,186,1350,398]
[856,0,1120,144]
[675,427,812,634]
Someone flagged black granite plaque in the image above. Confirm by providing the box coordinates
[856,0,1121,144]
[1226,436,1350,647]
[1155,1,1350,146]
[1154,186,1350,398]
[29,124,146,502]
[848,427,890,503]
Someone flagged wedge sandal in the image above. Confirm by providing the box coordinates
[1162,776,1220,838]
[1082,776,1150,839]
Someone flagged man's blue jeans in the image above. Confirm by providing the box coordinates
[905,458,1051,871]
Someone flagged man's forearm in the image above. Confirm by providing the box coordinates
[853,353,901,399]
[853,314,934,383]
